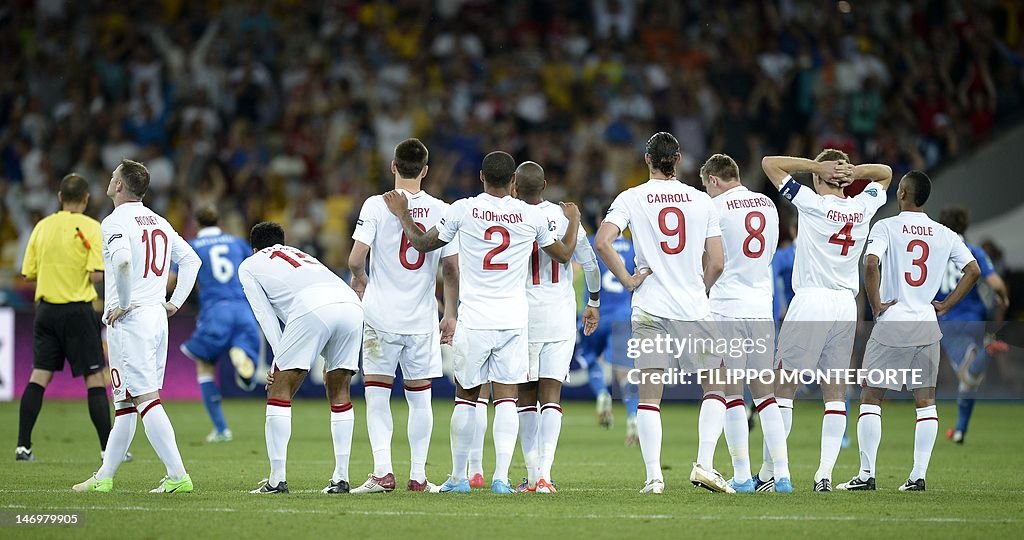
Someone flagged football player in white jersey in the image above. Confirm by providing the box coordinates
[595,132,726,495]
[241,222,364,495]
[837,171,979,492]
[74,159,201,494]
[382,151,580,494]
[512,161,602,494]
[699,154,792,493]
[348,139,459,494]
[761,149,893,492]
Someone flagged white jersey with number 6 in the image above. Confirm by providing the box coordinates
[604,179,721,321]
[238,244,360,351]
[864,211,975,345]
[710,186,779,319]
[437,193,555,330]
[782,178,887,294]
[352,189,458,334]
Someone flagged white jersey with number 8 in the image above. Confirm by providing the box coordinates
[437,193,555,330]
[604,179,721,321]
[710,186,779,319]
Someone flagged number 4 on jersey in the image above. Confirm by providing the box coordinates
[828,222,856,256]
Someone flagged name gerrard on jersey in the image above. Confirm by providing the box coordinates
[825,209,865,224]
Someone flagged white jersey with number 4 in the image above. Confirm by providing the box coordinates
[238,244,360,351]
[526,200,598,342]
[604,179,721,321]
[710,186,779,319]
[352,189,458,335]
[437,193,555,330]
[102,201,199,317]
[865,211,975,345]
[781,178,887,294]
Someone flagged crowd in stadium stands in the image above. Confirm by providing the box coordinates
[1,0,1023,308]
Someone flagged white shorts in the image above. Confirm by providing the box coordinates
[274,303,363,373]
[776,289,856,372]
[712,314,776,371]
[862,336,940,391]
[362,324,442,380]
[452,323,528,389]
[527,339,575,382]
[107,305,168,402]
[631,308,720,373]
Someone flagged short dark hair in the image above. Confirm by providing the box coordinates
[250,221,285,251]
[514,161,545,195]
[902,170,932,207]
[645,132,680,176]
[196,206,219,227]
[481,151,516,187]
[814,148,850,163]
[118,159,150,198]
[59,174,89,203]
[394,138,429,179]
[939,207,970,235]
[699,154,740,183]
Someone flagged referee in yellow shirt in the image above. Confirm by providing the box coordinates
[17,174,113,462]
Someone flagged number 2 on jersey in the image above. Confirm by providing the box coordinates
[904,239,930,286]
[141,229,168,277]
[399,222,427,270]
[828,222,856,256]
[657,207,686,254]
[482,225,510,270]
[531,241,559,284]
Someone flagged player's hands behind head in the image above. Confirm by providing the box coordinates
[559,201,581,222]
[817,160,855,187]
[383,190,410,216]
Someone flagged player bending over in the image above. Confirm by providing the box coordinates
[172,206,261,443]
[595,132,725,494]
[513,161,601,493]
[349,138,459,493]
[761,150,892,492]
[243,222,363,495]
[837,171,980,492]
[74,159,200,493]
[700,153,791,493]
[383,151,580,494]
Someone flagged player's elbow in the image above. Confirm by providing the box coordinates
[761,156,777,174]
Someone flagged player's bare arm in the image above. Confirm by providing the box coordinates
[702,236,725,295]
[440,253,459,344]
[595,222,651,292]
[863,254,897,317]
[540,202,581,263]
[986,272,1010,309]
[382,190,448,252]
[761,156,854,188]
[348,240,370,300]
[851,163,894,190]
[932,260,982,316]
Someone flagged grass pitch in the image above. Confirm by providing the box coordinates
[1,399,1022,539]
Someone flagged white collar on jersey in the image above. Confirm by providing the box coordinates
[197,226,223,237]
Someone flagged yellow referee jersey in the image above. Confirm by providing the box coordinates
[21,211,104,303]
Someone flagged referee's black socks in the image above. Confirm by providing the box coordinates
[87,386,112,451]
[17,382,45,449]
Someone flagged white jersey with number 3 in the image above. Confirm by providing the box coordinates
[352,190,458,334]
[782,178,887,294]
[604,179,721,321]
[710,186,779,319]
[865,212,975,345]
[437,193,555,330]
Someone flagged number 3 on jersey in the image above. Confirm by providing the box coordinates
[828,222,856,256]
[905,239,930,286]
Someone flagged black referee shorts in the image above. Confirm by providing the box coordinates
[33,301,105,377]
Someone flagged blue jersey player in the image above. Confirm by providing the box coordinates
[173,207,261,442]
[933,208,1009,444]
[579,228,639,445]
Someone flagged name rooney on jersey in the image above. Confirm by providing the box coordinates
[134,216,159,226]
[471,208,524,223]
[725,197,773,211]
[825,209,865,224]
[646,193,693,204]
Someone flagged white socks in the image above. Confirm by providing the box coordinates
[404,383,433,483]
[697,392,726,470]
[539,403,563,480]
[911,405,938,480]
[97,402,138,480]
[468,398,488,478]
[330,403,354,483]
[492,398,519,484]
[138,399,186,481]
[637,404,663,482]
[450,399,476,482]
[266,399,292,486]
[723,396,751,482]
[815,400,847,482]
[518,404,540,486]
[363,383,393,477]
[856,403,882,480]
[755,396,790,480]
